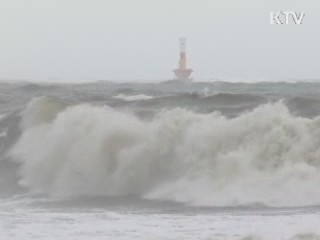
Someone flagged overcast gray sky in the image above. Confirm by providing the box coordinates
[0,0,319,82]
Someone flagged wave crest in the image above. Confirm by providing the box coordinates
[9,97,320,206]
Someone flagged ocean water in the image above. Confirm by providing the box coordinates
[1,80,320,239]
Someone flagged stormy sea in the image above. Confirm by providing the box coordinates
[1,80,320,240]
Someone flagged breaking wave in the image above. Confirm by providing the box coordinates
[8,96,320,206]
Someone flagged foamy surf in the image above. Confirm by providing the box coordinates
[0,197,319,240]
[8,96,320,207]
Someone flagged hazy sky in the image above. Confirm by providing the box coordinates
[0,0,319,82]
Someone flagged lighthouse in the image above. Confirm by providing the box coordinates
[173,38,193,81]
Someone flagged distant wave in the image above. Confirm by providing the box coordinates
[288,234,320,240]
[118,93,268,116]
[113,94,154,101]
[7,96,320,207]
[240,233,320,240]
[146,92,267,106]
[286,97,320,117]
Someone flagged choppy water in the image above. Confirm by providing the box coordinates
[1,80,320,239]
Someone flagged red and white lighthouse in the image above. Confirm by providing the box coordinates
[173,38,193,81]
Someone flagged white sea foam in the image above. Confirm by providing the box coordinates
[113,94,154,101]
[9,96,320,206]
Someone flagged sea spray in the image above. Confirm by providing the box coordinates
[9,97,320,206]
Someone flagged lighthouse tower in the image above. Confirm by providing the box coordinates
[173,38,193,81]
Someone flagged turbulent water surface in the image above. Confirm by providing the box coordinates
[1,80,320,239]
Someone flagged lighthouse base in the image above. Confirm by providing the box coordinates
[173,69,193,81]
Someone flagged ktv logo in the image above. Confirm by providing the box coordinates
[270,11,305,25]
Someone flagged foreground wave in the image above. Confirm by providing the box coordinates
[8,96,320,207]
